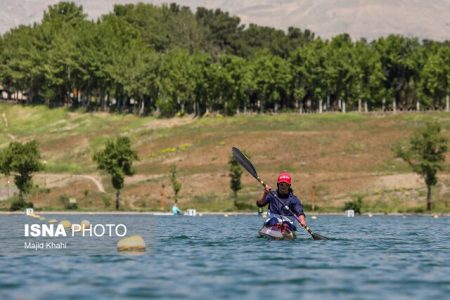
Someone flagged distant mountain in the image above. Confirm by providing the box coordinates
[1,0,449,41]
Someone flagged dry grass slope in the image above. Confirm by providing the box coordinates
[0,103,449,213]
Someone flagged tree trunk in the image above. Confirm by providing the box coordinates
[358,99,362,112]
[342,99,346,113]
[319,98,323,113]
[426,185,432,211]
[115,190,120,210]
[446,95,449,112]
[18,191,24,205]
[364,99,368,113]
[393,98,396,113]
[416,99,420,111]
[233,191,238,208]
[139,99,145,116]
[382,97,386,111]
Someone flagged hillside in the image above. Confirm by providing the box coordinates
[0,103,449,212]
[0,0,449,41]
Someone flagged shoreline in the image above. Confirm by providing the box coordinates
[0,211,448,217]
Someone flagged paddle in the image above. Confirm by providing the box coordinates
[232,147,327,240]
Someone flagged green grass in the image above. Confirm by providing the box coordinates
[44,162,91,174]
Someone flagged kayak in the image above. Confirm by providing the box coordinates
[258,223,296,240]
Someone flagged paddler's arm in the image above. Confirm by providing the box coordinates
[256,184,272,207]
[292,196,307,227]
[297,214,307,228]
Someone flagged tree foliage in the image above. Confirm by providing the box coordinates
[0,2,449,116]
[93,136,138,210]
[0,141,44,209]
[170,164,182,203]
[229,155,243,207]
[393,121,448,210]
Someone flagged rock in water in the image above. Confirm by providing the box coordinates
[117,235,146,252]
[48,219,58,224]
[60,220,72,229]
[80,220,91,229]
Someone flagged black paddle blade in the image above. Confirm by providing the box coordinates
[311,232,328,240]
[232,147,259,180]
[305,226,328,240]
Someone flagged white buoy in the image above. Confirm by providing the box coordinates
[224,214,229,217]
[433,215,439,219]
[48,219,58,224]
[345,210,355,217]
[311,216,317,220]
[117,235,146,252]
[185,209,197,216]
[39,217,46,221]
[368,213,373,218]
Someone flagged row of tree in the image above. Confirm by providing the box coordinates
[1,2,449,116]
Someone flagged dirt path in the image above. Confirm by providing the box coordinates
[2,112,16,140]
[34,173,105,192]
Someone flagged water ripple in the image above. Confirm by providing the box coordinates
[0,215,449,299]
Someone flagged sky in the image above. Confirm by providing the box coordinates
[0,0,449,41]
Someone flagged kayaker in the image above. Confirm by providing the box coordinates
[256,172,307,230]
[172,203,182,215]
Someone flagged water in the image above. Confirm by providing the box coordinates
[1,214,449,300]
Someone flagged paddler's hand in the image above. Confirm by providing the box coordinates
[263,184,272,195]
[298,215,307,228]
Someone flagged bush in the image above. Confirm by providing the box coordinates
[59,195,78,210]
[102,196,111,208]
[10,198,34,211]
[344,195,363,214]
[156,98,175,118]
[235,202,254,210]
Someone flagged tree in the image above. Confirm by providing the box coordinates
[251,49,292,113]
[374,35,424,110]
[158,49,197,116]
[354,39,385,111]
[93,137,138,210]
[393,121,448,210]
[195,7,243,55]
[170,164,182,203]
[39,1,89,106]
[229,155,242,207]
[290,39,328,112]
[418,47,450,109]
[0,141,44,210]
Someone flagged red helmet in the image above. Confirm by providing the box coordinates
[277,172,292,185]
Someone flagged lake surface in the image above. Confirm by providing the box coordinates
[0,214,449,300]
